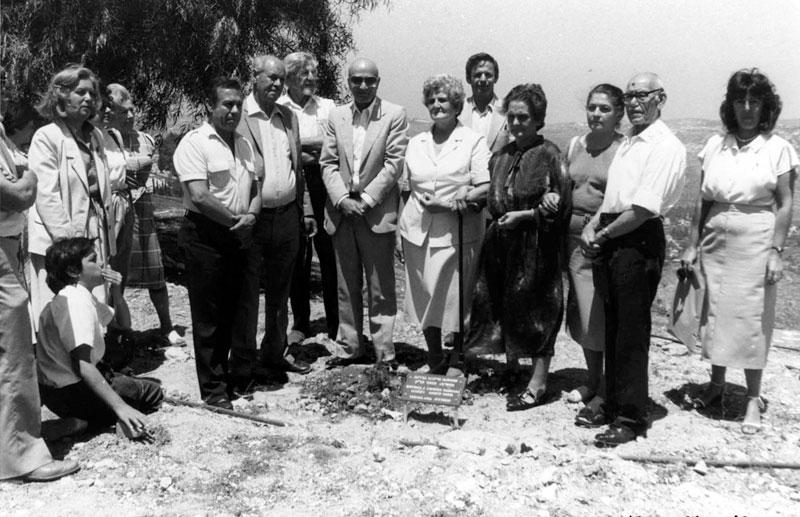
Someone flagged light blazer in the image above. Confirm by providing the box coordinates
[459,97,509,153]
[27,120,115,257]
[236,99,312,217]
[320,97,409,234]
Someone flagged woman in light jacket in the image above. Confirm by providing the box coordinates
[28,64,117,326]
[399,74,490,373]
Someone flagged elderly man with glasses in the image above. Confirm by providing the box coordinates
[581,72,687,447]
[320,57,408,368]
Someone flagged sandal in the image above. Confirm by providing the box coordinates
[566,385,594,404]
[691,380,724,410]
[741,396,767,435]
[575,399,607,428]
[507,388,546,412]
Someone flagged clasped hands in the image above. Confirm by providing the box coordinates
[419,188,481,215]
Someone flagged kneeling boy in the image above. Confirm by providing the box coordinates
[36,238,162,437]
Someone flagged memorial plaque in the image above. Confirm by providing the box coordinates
[399,373,466,407]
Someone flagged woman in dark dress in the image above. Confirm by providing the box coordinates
[465,83,570,411]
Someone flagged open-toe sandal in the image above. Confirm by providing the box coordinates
[507,388,546,412]
[741,396,767,435]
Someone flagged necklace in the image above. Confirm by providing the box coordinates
[735,133,758,147]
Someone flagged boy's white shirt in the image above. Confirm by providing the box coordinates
[36,284,115,388]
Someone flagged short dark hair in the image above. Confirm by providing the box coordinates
[45,237,96,294]
[465,52,499,82]
[720,68,782,134]
[208,77,242,106]
[503,83,547,130]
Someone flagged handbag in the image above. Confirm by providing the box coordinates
[668,268,705,353]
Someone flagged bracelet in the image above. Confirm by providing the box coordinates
[771,245,784,254]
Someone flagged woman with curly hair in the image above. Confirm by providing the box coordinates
[680,69,797,434]
[464,83,569,411]
[399,74,490,373]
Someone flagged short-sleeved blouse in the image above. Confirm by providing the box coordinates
[699,133,798,206]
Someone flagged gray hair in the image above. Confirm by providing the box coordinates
[250,54,282,76]
[422,74,465,115]
[284,52,318,80]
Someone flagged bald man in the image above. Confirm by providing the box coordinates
[234,55,315,386]
[581,73,686,446]
[320,58,409,366]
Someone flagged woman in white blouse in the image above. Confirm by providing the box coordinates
[680,69,797,434]
[398,74,491,373]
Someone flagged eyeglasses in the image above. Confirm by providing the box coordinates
[622,88,663,103]
[349,76,378,87]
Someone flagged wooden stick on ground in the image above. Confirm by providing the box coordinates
[618,454,800,470]
[164,396,289,427]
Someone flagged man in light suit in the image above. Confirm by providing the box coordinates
[320,58,408,366]
[234,55,316,383]
[458,52,508,153]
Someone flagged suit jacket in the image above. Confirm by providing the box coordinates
[320,97,408,234]
[236,97,312,218]
[27,120,115,257]
[459,97,509,153]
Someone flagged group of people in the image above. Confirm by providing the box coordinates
[1,50,796,482]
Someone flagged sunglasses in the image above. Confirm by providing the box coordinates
[349,76,378,87]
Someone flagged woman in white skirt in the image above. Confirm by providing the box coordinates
[398,74,490,373]
[680,69,797,434]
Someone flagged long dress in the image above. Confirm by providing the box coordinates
[698,133,798,369]
[564,134,621,351]
[465,136,570,360]
[124,131,167,289]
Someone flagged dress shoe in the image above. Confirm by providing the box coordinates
[327,355,369,368]
[594,425,637,448]
[265,357,312,375]
[205,396,234,411]
[506,388,547,412]
[575,405,608,428]
[23,459,80,482]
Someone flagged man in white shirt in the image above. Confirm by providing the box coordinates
[458,52,508,153]
[581,72,687,447]
[278,52,339,343]
[236,55,315,380]
[320,58,408,367]
[174,77,260,409]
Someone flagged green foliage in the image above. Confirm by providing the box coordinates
[1,0,383,128]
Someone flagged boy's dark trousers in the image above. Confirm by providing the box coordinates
[39,364,162,429]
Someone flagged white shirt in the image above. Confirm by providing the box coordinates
[351,100,376,192]
[103,128,128,192]
[277,93,335,141]
[699,133,798,206]
[601,119,687,216]
[399,124,490,247]
[36,284,114,388]
[244,94,296,207]
[466,95,499,139]
[173,122,255,215]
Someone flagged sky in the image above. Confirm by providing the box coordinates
[347,0,800,123]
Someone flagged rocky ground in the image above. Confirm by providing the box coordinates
[3,254,800,516]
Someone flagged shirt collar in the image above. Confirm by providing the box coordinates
[198,121,241,148]
[351,98,376,118]
[467,95,500,114]
[627,118,669,143]
[418,121,466,142]
[278,93,318,112]
[721,132,766,153]
[246,93,283,119]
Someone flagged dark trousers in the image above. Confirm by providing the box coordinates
[289,165,338,337]
[595,216,665,434]
[229,203,301,375]
[39,368,163,429]
[179,212,251,401]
